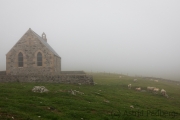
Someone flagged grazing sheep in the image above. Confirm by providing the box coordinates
[161,89,168,98]
[154,80,159,82]
[153,88,159,93]
[135,87,141,91]
[147,87,155,91]
[161,89,166,96]
[119,76,122,78]
[128,84,132,89]
[133,79,137,82]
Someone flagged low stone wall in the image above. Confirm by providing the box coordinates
[0,74,94,85]
[0,71,6,75]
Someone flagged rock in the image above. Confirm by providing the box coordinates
[130,105,134,108]
[104,99,110,103]
[70,89,84,95]
[32,86,49,93]
[71,89,76,95]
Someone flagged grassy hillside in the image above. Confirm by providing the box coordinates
[0,73,180,120]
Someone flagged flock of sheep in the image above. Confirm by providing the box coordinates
[127,79,169,98]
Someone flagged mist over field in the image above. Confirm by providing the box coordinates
[0,0,180,80]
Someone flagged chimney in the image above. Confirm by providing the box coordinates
[42,32,47,42]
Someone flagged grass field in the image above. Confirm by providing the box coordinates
[0,73,180,120]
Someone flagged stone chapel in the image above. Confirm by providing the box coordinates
[6,28,61,75]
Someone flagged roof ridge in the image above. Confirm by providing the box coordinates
[30,29,61,58]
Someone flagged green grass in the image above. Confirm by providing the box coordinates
[0,73,180,120]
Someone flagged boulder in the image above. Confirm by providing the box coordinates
[32,86,49,93]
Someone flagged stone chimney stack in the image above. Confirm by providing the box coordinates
[42,32,47,42]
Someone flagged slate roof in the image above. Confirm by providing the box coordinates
[30,29,61,58]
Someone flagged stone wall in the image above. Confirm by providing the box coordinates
[0,74,94,85]
[61,71,86,74]
[0,71,6,75]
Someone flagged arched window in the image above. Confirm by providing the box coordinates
[37,52,42,66]
[18,52,23,67]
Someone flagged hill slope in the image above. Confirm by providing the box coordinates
[0,73,180,120]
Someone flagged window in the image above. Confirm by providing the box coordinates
[37,52,42,66]
[18,52,23,67]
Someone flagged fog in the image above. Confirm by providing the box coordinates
[0,0,180,80]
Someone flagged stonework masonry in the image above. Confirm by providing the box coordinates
[6,28,61,75]
[0,74,94,85]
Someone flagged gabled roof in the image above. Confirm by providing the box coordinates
[7,28,60,58]
[30,29,60,58]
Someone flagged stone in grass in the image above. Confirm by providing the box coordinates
[130,105,134,108]
[70,89,84,95]
[32,86,49,93]
[104,99,110,103]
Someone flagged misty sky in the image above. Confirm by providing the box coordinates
[0,0,180,80]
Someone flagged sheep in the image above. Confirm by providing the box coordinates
[135,87,141,91]
[147,87,155,91]
[160,89,166,96]
[153,88,159,93]
[128,84,131,89]
[119,76,122,78]
[154,80,159,82]
[160,89,169,98]
[133,79,137,82]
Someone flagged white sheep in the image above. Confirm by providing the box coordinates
[147,87,155,91]
[135,87,141,91]
[128,84,132,89]
[133,79,137,82]
[160,89,166,96]
[154,80,159,82]
[153,88,159,93]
